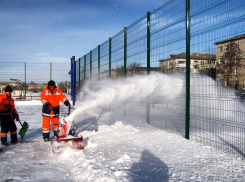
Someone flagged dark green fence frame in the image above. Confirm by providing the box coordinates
[73,0,245,160]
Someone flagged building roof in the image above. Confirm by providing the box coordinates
[214,34,245,45]
[159,52,216,62]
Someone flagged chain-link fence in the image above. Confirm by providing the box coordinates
[0,62,71,100]
[71,0,245,159]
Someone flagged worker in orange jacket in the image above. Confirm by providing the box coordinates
[41,80,70,142]
[0,85,20,146]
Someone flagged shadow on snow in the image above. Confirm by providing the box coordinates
[128,150,169,182]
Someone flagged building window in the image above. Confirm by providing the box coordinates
[226,58,231,63]
[219,59,222,64]
[165,62,168,66]
[235,68,239,75]
[235,56,240,62]
[226,68,231,75]
[237,43,239,49]
[219,47,222,53]
[201,61,204,65]
[226,45,230,51]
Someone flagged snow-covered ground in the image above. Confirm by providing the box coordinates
[1,74,245,182]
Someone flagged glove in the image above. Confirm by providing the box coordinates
[45,102,52,109]
[4,104,13,110]
[64,100,70,107]
[15,114,20,121]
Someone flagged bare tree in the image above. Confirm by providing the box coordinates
[58,82,67,93]
[216,41,244,87]
[112,65,124,78]
[160,63,168,73]
[127,62,143,75]
[160,60,176,73]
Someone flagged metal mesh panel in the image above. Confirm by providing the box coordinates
[72,0,245,159]
[111,30,124,78]
[75,59,80,93]
[127,16,147,67]
[92,47,98,77]
[52,63,70,81]
[190,0,245,159]
[151,0,186,66]
[85,52,90,78]
[0,62,70,99]
[100,40,110,78]
[26,63,51,83]
[0,62,25,82]
[149,0,186,136]
[80,56,84,81]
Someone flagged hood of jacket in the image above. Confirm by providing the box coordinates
[45,84,57,93]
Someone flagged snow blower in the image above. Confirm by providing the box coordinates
[52,106,84,153]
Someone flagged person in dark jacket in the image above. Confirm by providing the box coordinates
[0,85,20,146]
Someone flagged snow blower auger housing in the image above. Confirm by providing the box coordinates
[52,106,84,153]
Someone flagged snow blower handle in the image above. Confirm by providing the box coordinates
[68,105,71,116]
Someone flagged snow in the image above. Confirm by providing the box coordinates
[1,74,245,182]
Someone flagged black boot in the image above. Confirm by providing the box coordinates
[53,130,59,139]
[11,133,19,144]
[1,136,9,146]
[43,132,50,142]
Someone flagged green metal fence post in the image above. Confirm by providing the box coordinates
[146,12,151,124]
[90,51,92,79]
[84,55,86,79]
[109,38,112,78]
[98,45,100,81]
[124,27,127,77]
[186,0,191,140]
[147,12,151,75]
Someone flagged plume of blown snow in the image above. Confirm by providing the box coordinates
[66,73,183,123]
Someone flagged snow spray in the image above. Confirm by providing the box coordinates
[65,73,184,123]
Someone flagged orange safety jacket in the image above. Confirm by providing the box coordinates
[0,93,18,122]
[41,84,68,118]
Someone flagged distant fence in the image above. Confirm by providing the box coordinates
[71,0,245,159]
[0,62,71,95]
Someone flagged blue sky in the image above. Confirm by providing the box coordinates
[0,0,162,63]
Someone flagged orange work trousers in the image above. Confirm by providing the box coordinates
[42,116,59,133]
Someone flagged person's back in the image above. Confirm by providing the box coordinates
[0,85,19,146]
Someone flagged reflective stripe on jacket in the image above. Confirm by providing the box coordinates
[41,84,68,117]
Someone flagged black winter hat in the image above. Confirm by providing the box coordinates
[5,85,13,92]
[48,80,56,87]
